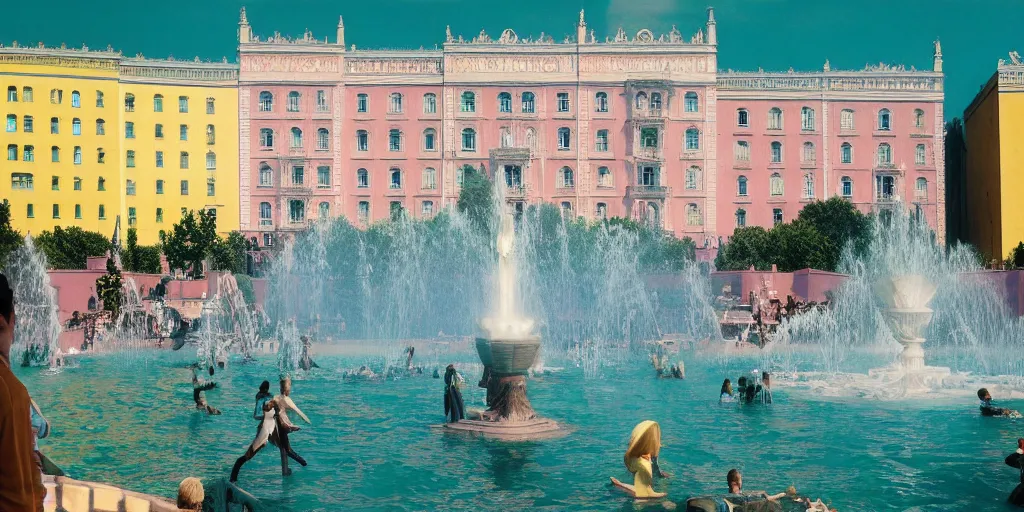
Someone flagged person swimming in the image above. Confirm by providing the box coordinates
[609,420,668,499]
[443,364,465,423]
[720,379,736,403]
[192,366,221,415]
[1006,438,1024,506]
[978,388,1021,417]
[275,377,310,432]
[298,336,319,371]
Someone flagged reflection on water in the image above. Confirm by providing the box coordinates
[14,350,1024,512]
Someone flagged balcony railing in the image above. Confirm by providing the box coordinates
[632,107,664,119]
[633,146,663,161]
[504,185,526,198]
[627,185,668,199]
[875,193,899,203]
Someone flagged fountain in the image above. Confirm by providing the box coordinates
[443,198,561,439]
[3,235,60,367]
[867,275,950,394]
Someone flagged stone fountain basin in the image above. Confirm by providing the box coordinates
[476,336,540,375]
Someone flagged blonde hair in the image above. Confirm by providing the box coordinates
[624,420,661,470]
[176,477,204,510]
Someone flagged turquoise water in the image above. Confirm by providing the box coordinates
[14,350,1024,511]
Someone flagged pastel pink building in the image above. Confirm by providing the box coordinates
[236,9,945,248]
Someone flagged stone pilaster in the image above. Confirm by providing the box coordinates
[332,84,344,215]
[934,102,945,245]
[238,86,251,230]
[704,86,718,239]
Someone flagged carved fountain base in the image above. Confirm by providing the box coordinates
[867,338,951,395]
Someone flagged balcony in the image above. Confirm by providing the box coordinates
[504,185,526,199]
[258,219,273,228]
[875,193,899,204]
[288,147,305,157]
[627,185,668,200]
[632,145,663,161]
[632,107,664,119]
[280,185,313,197]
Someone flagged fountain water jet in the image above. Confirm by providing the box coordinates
[4,235,61,367]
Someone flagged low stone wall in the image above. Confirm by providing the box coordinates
[43,475,186,512]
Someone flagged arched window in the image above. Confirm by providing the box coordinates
[206,151,216,170]
[422,167,437,190]
[595,130,609,152]
[73,146,82,165]
[915,144,926,165]
[561,201,573,218]
[737,108,749,127]
[389,92,403,113]
[521,92,535,113]
[460,91,476,113]
[737,176,748,196]
[736,209,747,227]
[841,176,853,197]
[259,91,273,112]
[768,107,782,130]
[461,128,476,151]
[260,128,274,148]
[317,128,329,150]
[287,91,300,112]
[206,97,216,114]
[877,143,892,165]
[685,128,700,151]
[5,114,15,132]
[598,166,612,187]
[259,202,272,223]
[389,129,402,151]
[153,94,164,112]
[390,168,402,189]
[356,130,368,151]
[124,93,134,112]
[916,177,928,200]
[735,141,750,162]
[686,204,702,226]
[914,109,925,128]
[841,143,853,164]
[319,202,330,219]
[685,166,701,190]
[557,127,571,150]
[96,119,105,135]
[635,92,648,110]
[206,124,216,145]
[596,202,608,219]
[6,86,16,102]
[423,93,437,114]
[801,107,815,130]
[684,92,699,113]
[423,128,436,151]
[500,127,513,148]
[290,127,303,148]
[644,202,659,227]
[71,90,81,108]
[802,142,815,163]
[770,141,782,163]
[595,92,608,113]
[560,167,574,188]
[649,92,662,112]
[258,163,273,187]
[357,168,369,188]
[51,146,59,162]
[498,92,512,113]
[878,109,891,130]
[840,109,855,130]
[180,151,189,169]
[770,173,784,196]
[803,173,815,199]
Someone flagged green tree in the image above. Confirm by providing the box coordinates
[796,197,871,270]
[0,200,23,267]
[160,209,218,278]
[123,229,163,274]
[714,226,772,271]
[456,164,494,233]
[1007,242,1024,270]
[767,220,834,272]
[95,255,123,317]
[35,226,110,269]
[210,231,249,275]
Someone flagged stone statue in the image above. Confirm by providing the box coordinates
[1010,51,1022,66]
[589,29,596,43]
[498,29,517,44]
[445,25,454,43]
[579,9,585,26]
[614,27,627,43]
[823,59,830,71]
[669,25,682,43]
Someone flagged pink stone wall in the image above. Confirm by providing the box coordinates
[708,267,847,303]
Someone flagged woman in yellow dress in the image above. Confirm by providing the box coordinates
[610,420,667,499]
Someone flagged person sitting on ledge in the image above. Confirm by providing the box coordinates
[610,420,668,499]
[177,477,204,512]
[443,364,465,423]
[978,388,1020,417]
[192,365,221,415]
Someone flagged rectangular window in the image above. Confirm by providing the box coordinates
[357,94,368,113]
[125,122,134,138]
[52,204,60,219]
[96,120,104,135]
[72,121,81,136]
[180,180,189,195]
[156,208,164,223]
[557,92,570,112]
[773,209,783,225]
[317,166,330,188]
[154,96,163,112]
[75,204,82,219]
[23,116,33,133]
[95,91,103,107]
[50,118,58,134]
[156,180,164,194]
[74,178,82,191]
[424,94,437,114]
[126,150,136,168]
[316,90,328,112]
[51,176,59,191]
[180,152,189,169]
[206,97,215,114]
[179,124,188,141]
[126,180,136,195]
[98,205,106,218]
[178,96,188,113]
[207,178,215,196]
[26,204,34,218]
[155,124,164,138]
[292,166,304,186]
[128,207,136,226]
[156,151,164,168]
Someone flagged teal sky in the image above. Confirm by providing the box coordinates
[3,0,1021,119]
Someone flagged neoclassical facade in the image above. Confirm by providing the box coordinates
[237,9,945,247]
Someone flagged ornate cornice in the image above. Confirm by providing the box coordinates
[717,70,943,94]
[0,44,121,71]
[120,58,238,84]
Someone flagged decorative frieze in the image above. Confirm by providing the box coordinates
[241,55,340,74]
[120,61,238,81]
[0,52,119,71]
[446,55,575,74]
[346,58,441,75]
[717,73,942,92]
[580,55,711,74]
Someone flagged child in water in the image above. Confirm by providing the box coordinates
[978,388,1021,417]
[610,420,668,499]
[720,379,735,403]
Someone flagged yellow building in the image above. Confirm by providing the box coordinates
[0,45,239,245]
[964,55,1024,261]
